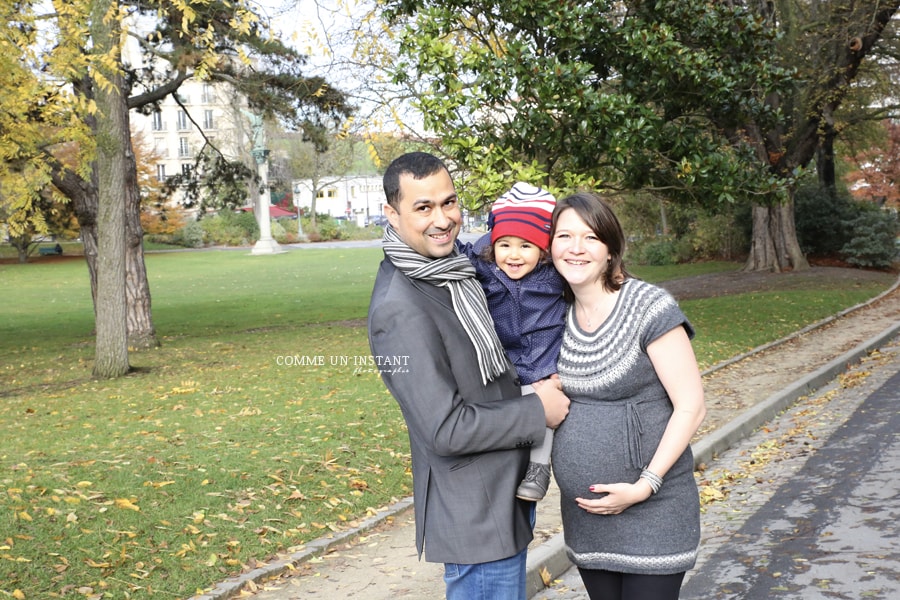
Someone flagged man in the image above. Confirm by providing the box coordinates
[367,152,570,600]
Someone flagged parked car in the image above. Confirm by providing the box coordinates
[366,215,388,227]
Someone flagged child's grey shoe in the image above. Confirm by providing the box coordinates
[516,462,551,501]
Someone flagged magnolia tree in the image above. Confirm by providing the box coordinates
[361,0,899,270]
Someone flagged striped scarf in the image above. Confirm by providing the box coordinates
[382,225,510,385]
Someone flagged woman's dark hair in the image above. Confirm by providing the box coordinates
[550,192,632,301]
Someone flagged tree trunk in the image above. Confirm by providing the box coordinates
[90,0,130,378]
[124,114,159,349]
[58,170,100,310]
[310,185,318,229]
[51,118,158,348]
[10,237,29,264]
[744,198,809,272]
[659,198,669,236]
[817,108,837,190]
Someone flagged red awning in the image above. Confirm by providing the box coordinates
[240,205,297,218]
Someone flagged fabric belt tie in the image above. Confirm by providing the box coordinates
[625,401,645,470]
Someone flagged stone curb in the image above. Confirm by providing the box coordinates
[191,275,900,600]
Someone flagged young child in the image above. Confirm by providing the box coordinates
[460,182,566,501]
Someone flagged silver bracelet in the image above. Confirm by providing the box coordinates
[640,468,663,495]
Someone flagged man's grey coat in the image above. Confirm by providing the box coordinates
[368,258,547,564]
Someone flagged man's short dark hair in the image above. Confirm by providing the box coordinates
[383,152,450,209]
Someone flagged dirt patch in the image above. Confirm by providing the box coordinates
[658,265,897,301]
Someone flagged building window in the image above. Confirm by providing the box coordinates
[156,164,166,182]
[176,110,189,131]
[176,91,189,104]
[178,137,190,158]
[181,163,192,176]
[203,110,214,130]
[201,84,214,104]
[153,137,167,157]
[315,189,337,199]
[151,111,164,131]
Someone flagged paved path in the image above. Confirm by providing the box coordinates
[534,336,900,599]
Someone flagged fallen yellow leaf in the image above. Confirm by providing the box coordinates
[145,480,175,489]
[114,498,141,512]
[85,558,111,568]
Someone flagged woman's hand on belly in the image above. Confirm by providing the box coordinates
[575,481,652,515]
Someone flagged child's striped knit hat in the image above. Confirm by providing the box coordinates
[488,182,557,250]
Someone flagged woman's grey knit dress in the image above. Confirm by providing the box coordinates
[553,278,700,575]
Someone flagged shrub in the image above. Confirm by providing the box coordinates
[232,211,261,239]
[618,194,746,263]
[840,207,899,269]
[200,211,260,246]
[315,218,342,241]
[633,238,678,265]
[171,220,205,248]
[337,221,383,241]
[793,184,858,255]
[270,218,288,243]
[689,213,748,261]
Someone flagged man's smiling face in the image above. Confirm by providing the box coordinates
[385,170,461,259]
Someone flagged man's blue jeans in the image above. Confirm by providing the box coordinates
[443,544,528,600]
[442,503,535,600]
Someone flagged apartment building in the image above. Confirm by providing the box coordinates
[124,35,253,212]
[292,176,385,226]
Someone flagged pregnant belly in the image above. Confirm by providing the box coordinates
[552,400,668,501]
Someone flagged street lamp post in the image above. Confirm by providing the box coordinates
[243,110,283,255]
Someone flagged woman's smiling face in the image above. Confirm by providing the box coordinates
[550,207,611,289]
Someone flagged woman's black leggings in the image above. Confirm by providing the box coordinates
[577,568,686,600]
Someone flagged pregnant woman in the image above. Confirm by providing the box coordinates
[549,192,707,600]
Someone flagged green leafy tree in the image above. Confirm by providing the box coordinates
[377,0,899,271]
[733,0,899,271]
[3,0,353,375]
[378,1,788,224]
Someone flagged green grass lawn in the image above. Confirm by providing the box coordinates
[0,249,893,599]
